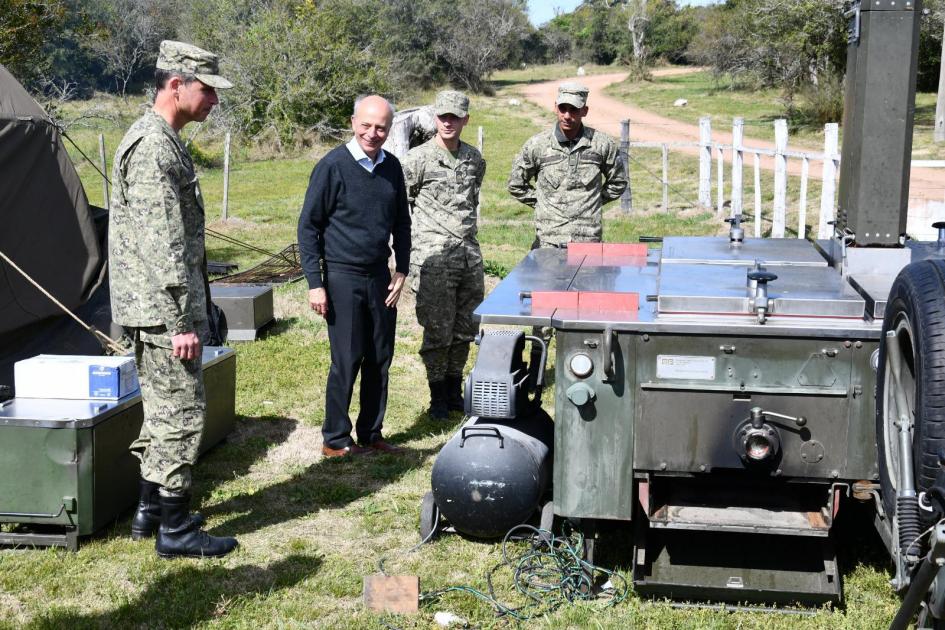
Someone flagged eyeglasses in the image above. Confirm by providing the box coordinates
[557,104,582,114]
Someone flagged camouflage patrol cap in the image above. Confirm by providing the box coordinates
[434,90,469,117]
[556,81,589,108]
[156,40,233,90]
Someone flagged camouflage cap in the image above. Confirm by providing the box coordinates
[434,90,469,117]
[156,40,233,90]
[556,81,589,108]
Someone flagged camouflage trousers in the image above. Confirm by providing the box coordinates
[410,262,484,382]
[129,323,207,492]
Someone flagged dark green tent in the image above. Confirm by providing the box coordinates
[0,64,109,394]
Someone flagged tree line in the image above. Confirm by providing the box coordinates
[1,0,942,142]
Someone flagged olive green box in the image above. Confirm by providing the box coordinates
[0,347,236,550]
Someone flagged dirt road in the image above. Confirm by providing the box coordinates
[518,70,943,207]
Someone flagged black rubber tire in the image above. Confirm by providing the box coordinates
[419,491,441,542]
[876,259,945,528]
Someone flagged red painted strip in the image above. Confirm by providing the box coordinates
[567,242,603,256]
[578,291,639,312]
[531,291,578,314]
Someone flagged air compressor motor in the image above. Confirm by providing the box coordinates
[422,330,553,540]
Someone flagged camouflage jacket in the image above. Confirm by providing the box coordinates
[402,138,486,269]
[109,110,207,334]
[507,124,627,247]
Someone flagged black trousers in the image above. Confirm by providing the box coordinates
[323,268,396,449]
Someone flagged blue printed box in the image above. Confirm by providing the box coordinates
[14,355,140,400]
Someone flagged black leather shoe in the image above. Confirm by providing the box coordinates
[131,479,205,540]
[155,492,237,559]
[444,374,465,412]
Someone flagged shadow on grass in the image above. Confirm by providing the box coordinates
[32,553,322,628]
[204,411,458,536]
[259,316,297,338]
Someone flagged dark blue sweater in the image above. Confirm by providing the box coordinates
[297,145,411,289]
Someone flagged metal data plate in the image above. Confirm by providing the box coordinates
[657,264,866,319]
[660,237,828,267]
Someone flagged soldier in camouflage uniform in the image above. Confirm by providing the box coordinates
[402,91,486,419]
[507,82,628,248]
[508,82,628,373]
[109,41,237,559]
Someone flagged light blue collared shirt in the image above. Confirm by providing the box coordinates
[346,137,386,173]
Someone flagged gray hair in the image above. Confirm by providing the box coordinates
[353,94,395,118]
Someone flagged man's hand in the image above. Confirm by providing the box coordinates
[308,287,328,318]
[171,331,201,361]
[385,272,406,308]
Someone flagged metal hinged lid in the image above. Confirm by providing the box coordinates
[660,237,829,267]
[657,265,866,319]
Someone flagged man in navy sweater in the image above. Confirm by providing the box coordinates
[297,95,411,458]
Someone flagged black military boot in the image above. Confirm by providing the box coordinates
[131,479,205,540]
[428,381,449,420]
[155,492,238,559]
[444,374,465,413]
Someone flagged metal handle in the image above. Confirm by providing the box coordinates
[0,502,68,519]
[524,335,548,391]
[602,326,616,382]
[460,426,504,448]
[747,270,778,283]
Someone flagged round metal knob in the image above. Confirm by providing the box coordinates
[747,271,778,283]
[933,222,945,247]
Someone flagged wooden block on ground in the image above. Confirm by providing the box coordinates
[363,574,419,613]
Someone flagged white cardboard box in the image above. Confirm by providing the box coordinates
[14,355,140,400]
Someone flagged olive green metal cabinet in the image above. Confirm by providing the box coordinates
[0,347,236,550]
[553,329,636,520]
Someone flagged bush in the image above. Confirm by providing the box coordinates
[789,75,845,127]
[187,142,218,168]
[183,0,392,146]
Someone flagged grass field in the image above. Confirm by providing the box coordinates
[0,66,907,628]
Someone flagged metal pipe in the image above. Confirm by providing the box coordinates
[889,558,938,630]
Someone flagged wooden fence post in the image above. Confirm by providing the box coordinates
[818,123,839,239]
[477,126,484,220]
[661,144,669,210]
[731,118,744,216]
[620,119,632,212]
[699,117,712,208]
[772,119,788,237]
[716,145,724,214]
[753,153,762,237]
[98,134,109,210]
[797,157,809,239]
[222,131,231,221]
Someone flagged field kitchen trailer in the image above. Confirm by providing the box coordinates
[423,1,945,625]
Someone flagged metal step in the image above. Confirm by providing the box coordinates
[633,528,841,606]
[650,501,830,537]
[645,480,833,537]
